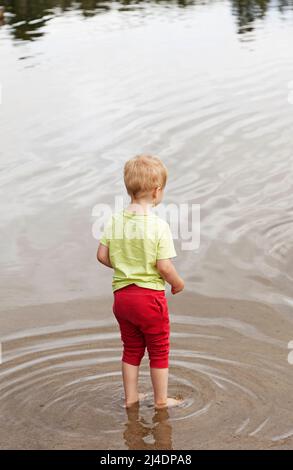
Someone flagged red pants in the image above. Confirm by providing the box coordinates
[113,284,170,368]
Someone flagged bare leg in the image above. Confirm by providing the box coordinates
[150,367,168,407]
[150,367,183,409]
[122,361,146,407]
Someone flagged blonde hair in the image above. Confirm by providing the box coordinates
[124,154,168,197]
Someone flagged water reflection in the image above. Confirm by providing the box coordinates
[124,403,173,450]
[0,0,110,41]
[231,0,269,34]
[1,0,293,42]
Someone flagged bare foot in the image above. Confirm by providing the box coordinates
[155,397,184,409]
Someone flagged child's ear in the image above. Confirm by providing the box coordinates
[154,186,161,196]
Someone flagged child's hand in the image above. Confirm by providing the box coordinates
[171,278,184,295]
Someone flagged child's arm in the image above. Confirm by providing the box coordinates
[156,259,184,295]
[97,243,113,268]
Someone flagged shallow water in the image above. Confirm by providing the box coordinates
[0,295,292,449]
[1,0,293,449]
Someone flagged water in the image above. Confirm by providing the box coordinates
[1,0,293,449]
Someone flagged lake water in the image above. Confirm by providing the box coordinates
[1,0,293,450]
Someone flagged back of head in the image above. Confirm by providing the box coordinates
[124,154,168,198]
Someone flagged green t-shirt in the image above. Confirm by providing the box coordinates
[100,209,177,292]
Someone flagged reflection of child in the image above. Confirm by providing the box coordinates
[97,155,184,409]
[124,404,173,450]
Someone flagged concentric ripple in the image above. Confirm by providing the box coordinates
[1,303,293,449]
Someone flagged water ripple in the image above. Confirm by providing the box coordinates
[0,311,292,448]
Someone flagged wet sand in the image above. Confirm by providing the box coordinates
[1,291,293,450]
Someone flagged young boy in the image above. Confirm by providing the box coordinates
[97,154,184,409]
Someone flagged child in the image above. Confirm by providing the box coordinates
[97,154,184,409]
